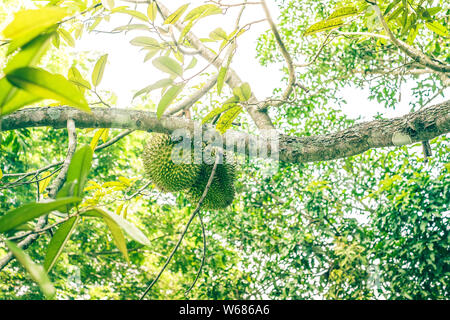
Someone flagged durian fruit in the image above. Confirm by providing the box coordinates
[186,154,236,210]
[142,133,201,192]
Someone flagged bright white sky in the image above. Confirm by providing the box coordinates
[3,0,447,120]
[73,0,449,122]
[76,0,286,109]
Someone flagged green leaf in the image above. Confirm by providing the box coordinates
[227,27,247,40]
[5,240,55,299]
[115,8,149,22]
[57,144,93,199]
[185,57,197,71]
[327,6,358,20]
[202,98,238,124]
[406,25,419,44]
[173,50,184,64]
[44,216,79,272]
[217,47,234,95]
[103,215,129,262]
[233,82,252,101]
[91,54,108,87]
[425,21,449,37]
[217,67,228,95]
[0,33,52,116]
[0,197,82,233]
[426,7,442,17]
[2,7,69,46]
[51,32,60,49]
[82,207,151,246]
[179,20,194,41]
[383,0,401,16]
[38,173,52,195]
[4,33,53,74]
[152,56,183,77]
[184,4,222,21]
[157,83,185,118]
[68,66,91,93]
[133,78,173,100]
[58,28,75,47]
[388,6,403,21]
[6,67,90,113]
[0,79,40,117]
[164,4,189,25]
[90,128,107,150]
[88,16,103,31]
[147,2,157,22]
[130,36,160,49]
[144,49,159,62]
[304,18,343,36]
[240,83,252,101]
[216,105,243,134]
[209,27,228,41]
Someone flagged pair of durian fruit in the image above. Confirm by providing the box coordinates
[142,133,236,210]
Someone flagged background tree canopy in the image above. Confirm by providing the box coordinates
[0,0,449,300]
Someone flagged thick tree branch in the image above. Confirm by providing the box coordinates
[1,101,449,164]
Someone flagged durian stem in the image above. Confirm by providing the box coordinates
[140,152,221,300]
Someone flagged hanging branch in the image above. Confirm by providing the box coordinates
[140,151,221,300]
[184,210,207,297]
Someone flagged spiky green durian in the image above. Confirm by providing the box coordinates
[186,154,236,210]
[142,133,201,192]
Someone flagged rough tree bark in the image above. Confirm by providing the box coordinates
[1,99,449,164]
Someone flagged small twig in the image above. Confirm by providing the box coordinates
[70,79,112,108]
[168,28,202,56]
[1,130,133,182]
[294,32,336,68]
[180,18,267,84]
[0,166,62,190]
[164,75,218,116]
[60,3,102,25]
[333,30,389,41]
[209,0,262,8]
[124,180,152,200]
[421,88,446,109]
[6,211,79,242]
